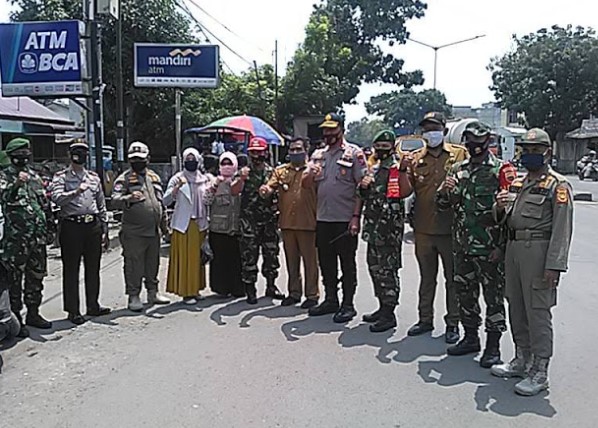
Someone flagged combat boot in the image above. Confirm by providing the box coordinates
[15,313,29,338]
[491,347,531,378]
[245,283,258,305]
[265,279,284,300]
[25,308,52,329]
[480,332,503,368]
[369,306,397,333]
[515,356,550,396]
[362,300,382,323]
[447,327,481,356]
[147,291,170,305]
[128,295,143,312]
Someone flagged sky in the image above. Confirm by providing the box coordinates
[1,0,598,123]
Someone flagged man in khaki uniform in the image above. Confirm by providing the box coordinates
[492,128,573,396]
[112,142,170,312]
[408,112,468,344]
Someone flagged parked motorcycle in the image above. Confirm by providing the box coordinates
[582,160,598,181]
[578,151,597,180]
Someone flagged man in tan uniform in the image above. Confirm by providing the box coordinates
[492,128,573,396]
[407,112,468,344]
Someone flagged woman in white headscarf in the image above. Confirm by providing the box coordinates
[204,152,245,297]
[163,148,210,303]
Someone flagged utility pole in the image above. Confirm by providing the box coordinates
[175,89,182,171]
[116,0,125,167]
[274,40,279,129]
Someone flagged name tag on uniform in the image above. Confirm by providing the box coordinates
[386,168,400,198]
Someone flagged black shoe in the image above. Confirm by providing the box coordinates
[246,294,258,305]
[445,326,460,344]
[447,334,481,356]
[300,299,318,309]
[480,332,502,368]
[281,296,300,306]
[308,300,339,317]
[87,307,111,317]
[245,283,258,305]
[68,313,86,325]
[363,308,382,323]
[333,306,357,324]
[265,286,284,300]
[407,322,434,336]
[26,312,52,329]
[16,324,30,338]
[369,306,397,333]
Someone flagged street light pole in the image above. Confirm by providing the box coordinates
[407,34,486,89]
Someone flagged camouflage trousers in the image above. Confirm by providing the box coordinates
[3,240,47,313]
[454,253,506,333]
[366,244,401,307]
[239,218,280,286]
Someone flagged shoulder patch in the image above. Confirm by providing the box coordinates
[556,186,570,204]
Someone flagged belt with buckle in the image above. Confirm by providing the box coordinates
[508,229,551,241]
[65,214,98,224]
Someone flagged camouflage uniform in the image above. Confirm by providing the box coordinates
[239,165,280,291]
[359,156,405,308]
[0,164,50,316]
[437,152,507,334]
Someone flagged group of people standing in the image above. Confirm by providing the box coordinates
[0,111,573,398]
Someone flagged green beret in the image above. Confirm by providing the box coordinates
[373,130,396,144]
[5,138,31,154]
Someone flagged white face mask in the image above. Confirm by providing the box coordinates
[423,131,444,148]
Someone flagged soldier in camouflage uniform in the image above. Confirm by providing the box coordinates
[0,204,20,343]
[0,138,53,337]
[437,122,516,368]
[358,131,413,332]
[239,137,283,304]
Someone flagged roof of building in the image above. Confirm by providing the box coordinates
[566,119,598,140]
[0,95,74,125]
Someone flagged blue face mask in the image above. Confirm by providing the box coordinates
[521,153,546,171]
[289,152,306,165]
[423,131,444,148]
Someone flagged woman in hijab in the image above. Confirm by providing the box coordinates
[204,152,245,297]
[164,148,211,304]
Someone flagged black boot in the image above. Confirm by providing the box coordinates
[447,328,480,356]
[265,279,284,300]
[369,306,397,333]
[480,332,503,368]
[308,300,339,317]
[245,283,258,305]
[15,313,29,338]
[25,308,52,329]
[362,300,382,323]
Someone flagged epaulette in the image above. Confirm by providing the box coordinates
[146,169,161,182]
[55,169,67,176]
[548,168,569,184]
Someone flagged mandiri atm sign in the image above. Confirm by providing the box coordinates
[134,43,219,88]
[0,20,88,97]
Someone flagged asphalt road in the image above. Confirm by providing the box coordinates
[0,178,596,428]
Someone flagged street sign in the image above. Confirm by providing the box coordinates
[0,20,89,97]
[134,44,219,88]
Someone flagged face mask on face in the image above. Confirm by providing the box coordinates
[466,141,489,157]
[375,148,392,160]
[184,160,199,172]
[423,131,444,148]
[521,152,547,171]
[323,133,341,146]
[11,155,30,168]
[130,161,147,173]
[220,165,236,178]
[71,151,88,165]
[250,155,266,165]
[289,152,306,165]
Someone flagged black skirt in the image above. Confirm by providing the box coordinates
[209,232,244,297]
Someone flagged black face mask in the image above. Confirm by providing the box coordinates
[184,160,199,172]
[466,141,489,157]
[375,148,392,160]
[250,155,266,165]
[131,161,147,173]
[71,151,88,165]
[11,155,30,168]
[323,134,340,146]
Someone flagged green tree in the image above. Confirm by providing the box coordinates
[280,0,426,128]
[345,118,391,146]
[489,25,598,140]
[366,88,451,131]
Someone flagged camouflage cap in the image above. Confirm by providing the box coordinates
[319,113,345,129]
[519,128,551,146]
[373,130,396,144]
[5,137,31,154]
[419,112,447,127]
[463,121,492,138]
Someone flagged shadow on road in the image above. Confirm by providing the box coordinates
[418,355,557,418]
[210,298,274,326]
[239,305,305,328]
[337,324,447,364]
[280,315,347,342]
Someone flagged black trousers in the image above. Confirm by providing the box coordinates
[316,221,358,307]
[59,220,102,314]
[209,232,244,297]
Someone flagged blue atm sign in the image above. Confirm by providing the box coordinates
[0,20,87,97]
[134,43,219,88]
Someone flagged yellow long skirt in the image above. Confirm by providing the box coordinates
[166,222,207,298]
